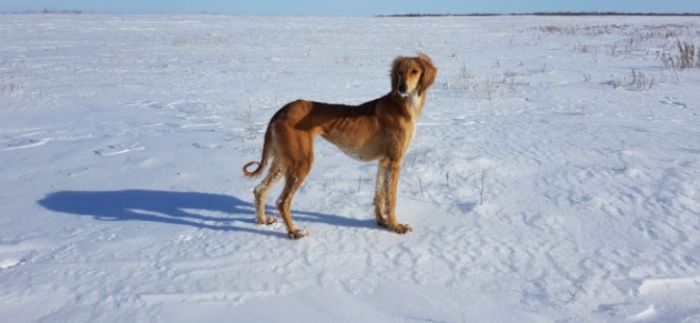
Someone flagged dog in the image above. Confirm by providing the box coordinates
[242,54,437,239]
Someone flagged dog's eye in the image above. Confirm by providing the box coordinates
[411,69,418,75]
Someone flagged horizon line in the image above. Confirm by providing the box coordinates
[3,9,700,17]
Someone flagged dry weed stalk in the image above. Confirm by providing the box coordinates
[661,39,698,70]
[244,105,259,140]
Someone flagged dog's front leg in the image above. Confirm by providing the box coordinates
[383,159,412,234]
[374,160,389,228]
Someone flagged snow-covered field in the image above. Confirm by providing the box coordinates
[1,14,700,322]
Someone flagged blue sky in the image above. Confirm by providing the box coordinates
[2,0,699,15]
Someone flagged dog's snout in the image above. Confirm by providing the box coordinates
[398,84,407,93]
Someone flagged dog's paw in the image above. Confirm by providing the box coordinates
[256,215,277,225]
[377,220,388,228]
[392,223,412,234]
[288,228,309,240]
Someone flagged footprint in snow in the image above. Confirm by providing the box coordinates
[123,100,161,109]
[455,202,476,213]
[1,137,53,151]
[94,143,146,157]
[659,96,688,109]
[192,142,222,149]
[596,302,652,320]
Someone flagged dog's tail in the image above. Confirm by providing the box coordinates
[242,123,273,178]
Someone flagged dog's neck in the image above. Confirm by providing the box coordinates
[394,91,426,120]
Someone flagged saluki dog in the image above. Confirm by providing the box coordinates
[243,54,437,239]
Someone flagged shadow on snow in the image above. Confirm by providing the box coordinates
[38,190,376,238]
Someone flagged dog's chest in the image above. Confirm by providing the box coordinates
[406,93,419,109]
[405,93,425,119]
[336,142,380,161]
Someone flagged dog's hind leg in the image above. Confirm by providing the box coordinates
[276,166,310,239]
[268,120,314,239]
[253,164,283,225]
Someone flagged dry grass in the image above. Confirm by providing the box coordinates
[0,74,25,96]
[537,24,628,36]
[540,23,698,64]
[582,73,592,82]
[609,38,637,57]
[448,64,526,100]
[172,35,229,47]
[602,69,654,91]
[661,40,699,70]
[451,65,475,90]
[537,23,690,39]
[244,105,260,140]
[628,69,654,90]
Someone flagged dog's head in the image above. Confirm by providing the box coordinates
[391,53,437,97]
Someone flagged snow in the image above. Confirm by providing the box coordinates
[1,14,700,322]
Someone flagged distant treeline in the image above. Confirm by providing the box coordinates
[3,9,86,14]
[378,12,700,17]
[4,10,700,17]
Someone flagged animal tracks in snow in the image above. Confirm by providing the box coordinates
[192,142,222,150]
[1,137,53,151]
[659,96,688,109]
[1,127,99,152]
[94,143,146,157]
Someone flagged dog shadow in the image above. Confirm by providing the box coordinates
[38,190,376,238]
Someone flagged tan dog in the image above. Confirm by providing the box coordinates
[243,54,437,239]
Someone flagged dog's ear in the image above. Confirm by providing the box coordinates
[418,54,437,94]
[390,56,405,91]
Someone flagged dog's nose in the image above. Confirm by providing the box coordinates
[398,84,407,93]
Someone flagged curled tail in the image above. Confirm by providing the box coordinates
[242,123,273,178]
